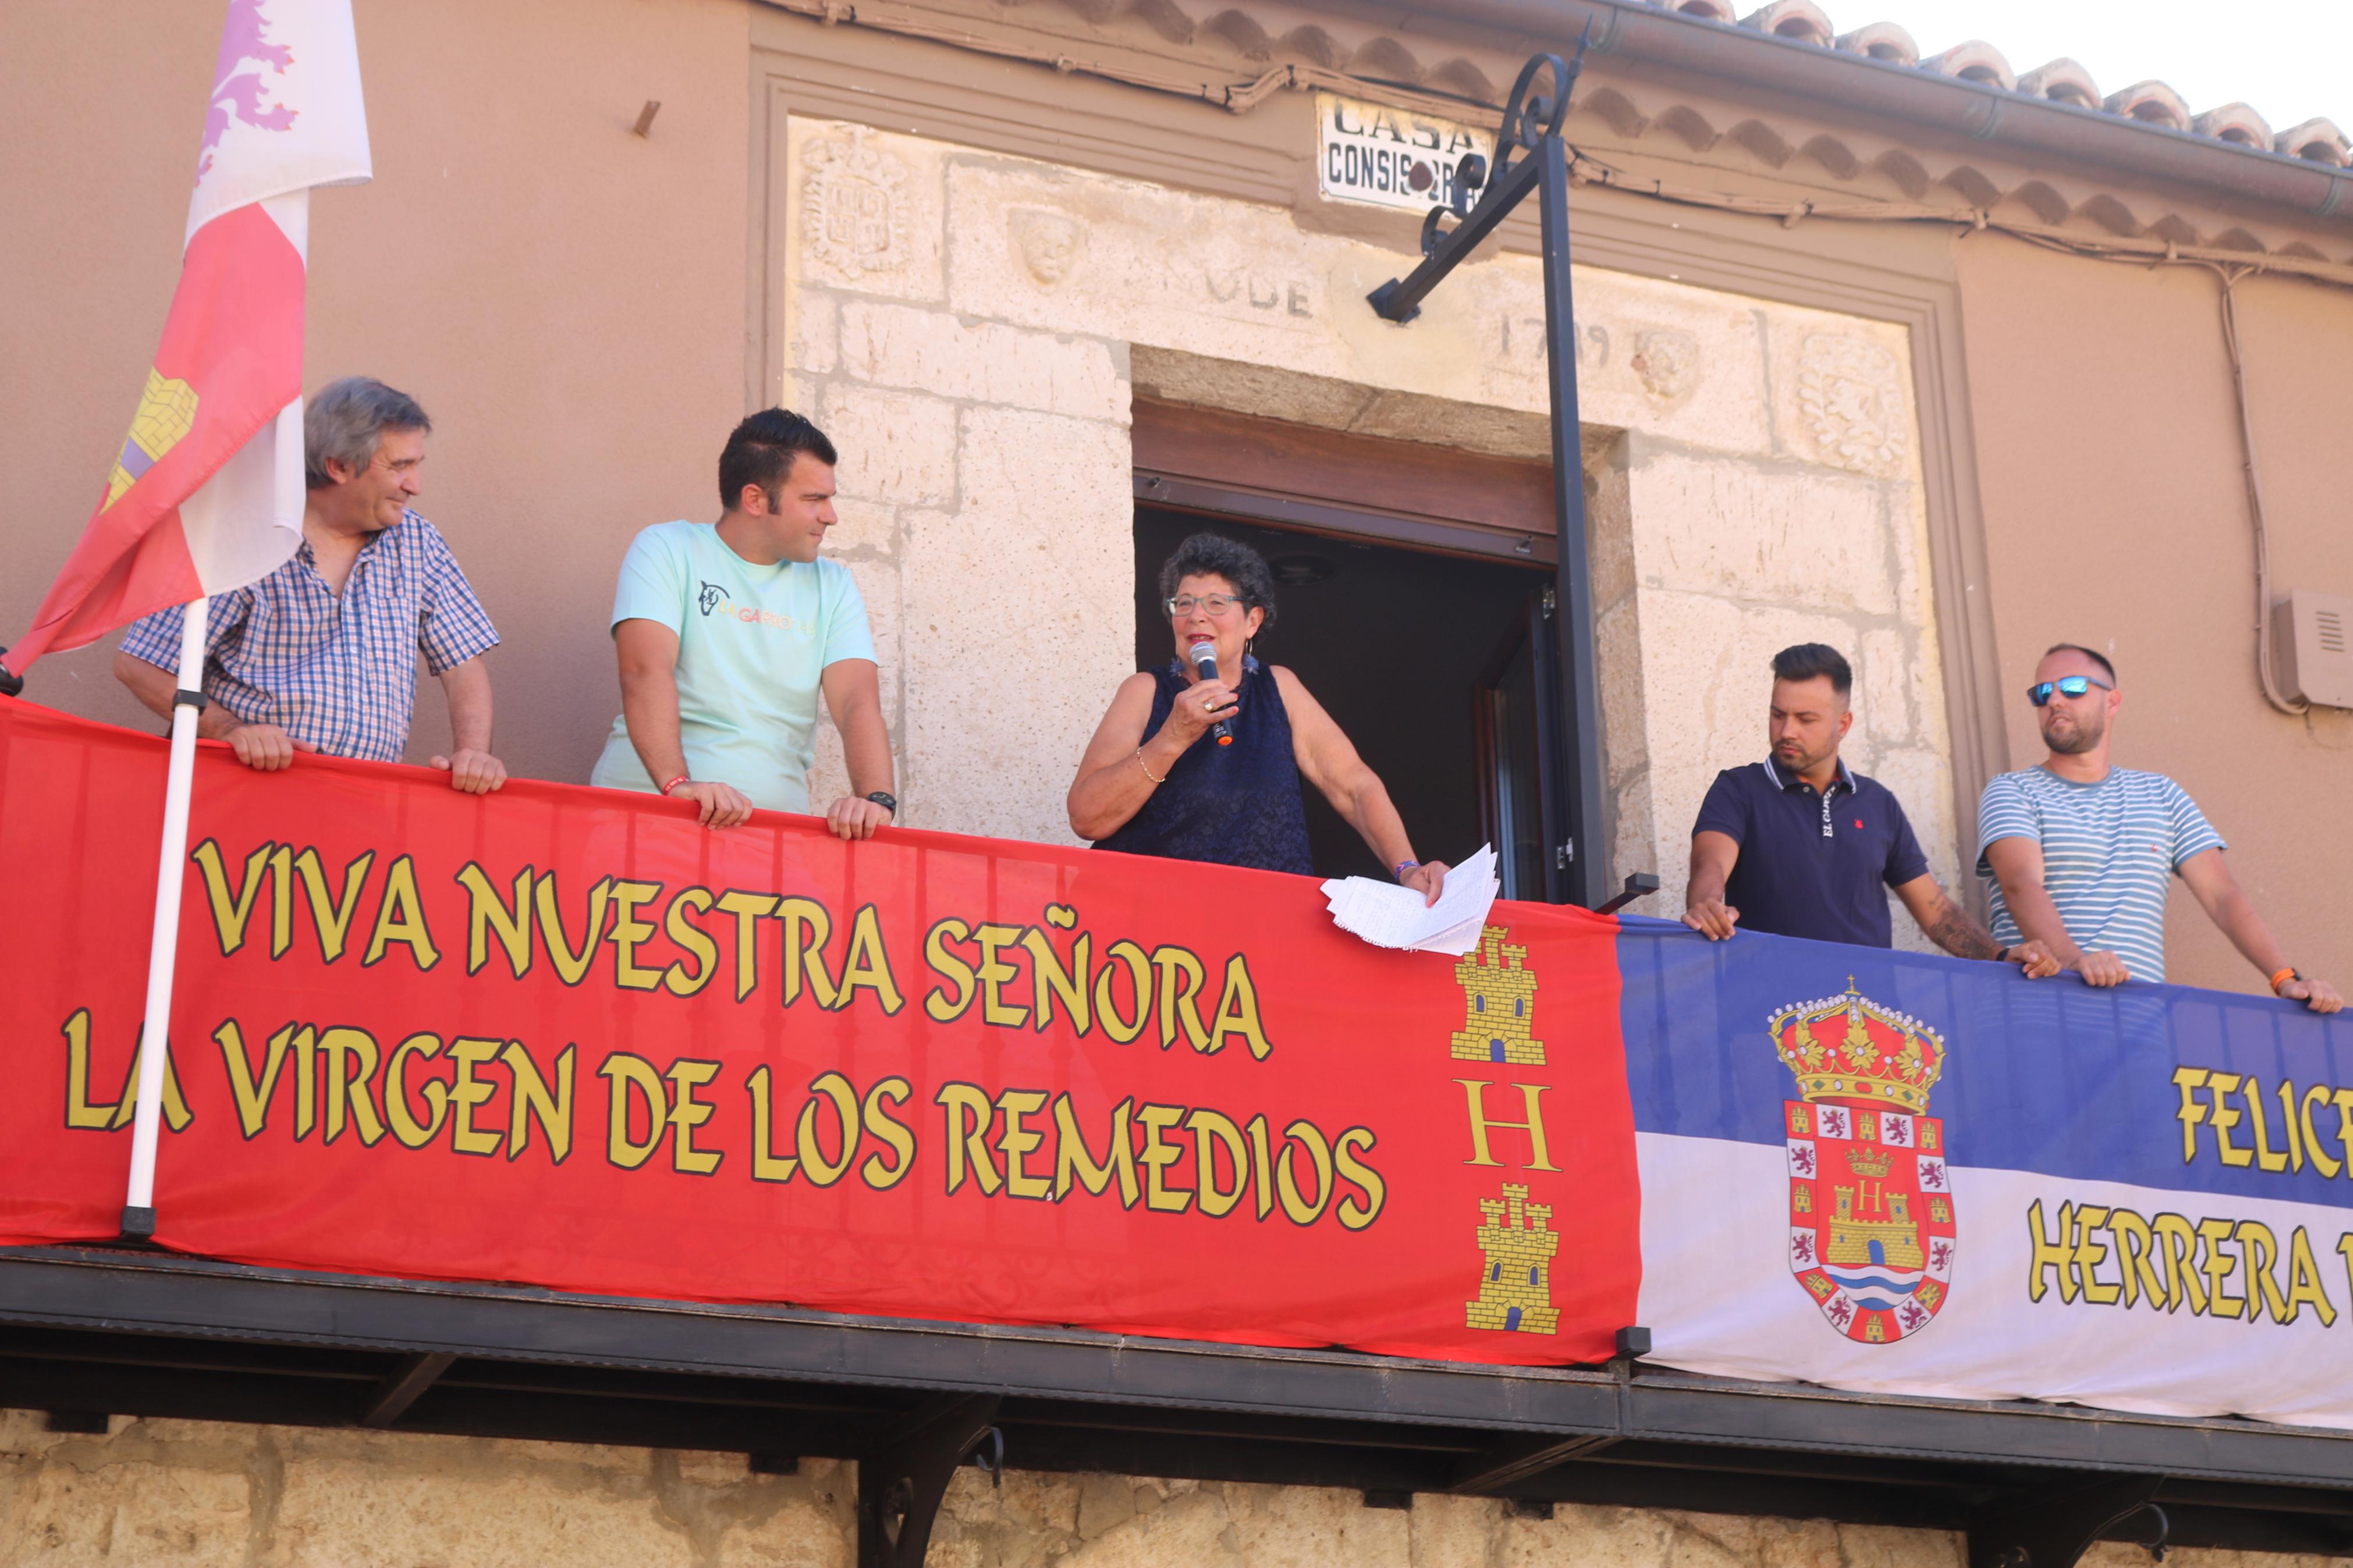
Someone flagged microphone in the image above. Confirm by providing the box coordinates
[1188,641,1234,746]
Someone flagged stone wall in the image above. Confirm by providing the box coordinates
[5,1409,2334,1568]
[779,120,1958,936]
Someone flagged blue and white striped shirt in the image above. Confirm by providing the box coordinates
[119,511,499,763]
[1975,766,2225,984]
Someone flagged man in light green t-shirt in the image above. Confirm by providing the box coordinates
[590,408,896,838]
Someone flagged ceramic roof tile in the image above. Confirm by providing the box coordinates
[1740,0,1834,47]
[2276,118,2351,163]
[1922,40,2014,93]
[2106,80,2191,131]
[1637,0,2348,165]
[2191,103,2272,148]
[1834,22,1918,65]
[2015,59,2100,110]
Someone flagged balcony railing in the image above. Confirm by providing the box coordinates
[2,694,2350,1562]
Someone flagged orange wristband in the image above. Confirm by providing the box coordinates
[2269,966,2298,994]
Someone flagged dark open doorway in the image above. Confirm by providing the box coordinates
[1131,506,1548,887]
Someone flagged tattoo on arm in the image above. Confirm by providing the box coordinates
[1923,897,2001,961]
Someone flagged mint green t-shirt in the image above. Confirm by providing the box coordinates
[590,521,877,813]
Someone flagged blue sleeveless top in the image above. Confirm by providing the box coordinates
[1094,656,1315,876]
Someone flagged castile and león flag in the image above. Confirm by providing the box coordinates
[0,0,372,1236]
[2,0,370,678]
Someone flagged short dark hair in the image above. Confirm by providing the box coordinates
[718,408,837,510]
[2044,642,2117,685]
[1157,534,1277,633]
[1771,642,1852,696]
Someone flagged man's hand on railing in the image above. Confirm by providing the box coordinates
[826,794,892,841]
[223,721,315,772]
[2071,948,2130,987]
[432,748,508,795]
[2279,973,2344,1014]
[670,780,753,828]
[1682,898,1739,941]
[2007,939,2063,979]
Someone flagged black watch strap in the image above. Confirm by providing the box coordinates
[865,791,897,816]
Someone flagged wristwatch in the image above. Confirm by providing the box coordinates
[865,791,897,817]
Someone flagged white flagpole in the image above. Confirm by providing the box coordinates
[121,594,211,1239]
[119,393,306,1240]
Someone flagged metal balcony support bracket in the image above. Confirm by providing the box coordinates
[1965,1476,2167,1568]
[1367,37,1611,909]
[1450,1431,1618,1494]
[360,1351,456,1428]
[1595,873,1661,917]
[858,1392,1004,1568]
[1453,1327,1645,1495]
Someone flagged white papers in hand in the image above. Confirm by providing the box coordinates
[1319,844,1499,955]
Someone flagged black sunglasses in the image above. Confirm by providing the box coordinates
[2028,674,2112,706]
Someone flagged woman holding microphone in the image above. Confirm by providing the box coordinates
[1067,532,1447,904]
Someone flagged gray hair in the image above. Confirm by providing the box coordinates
[305,376,431,489]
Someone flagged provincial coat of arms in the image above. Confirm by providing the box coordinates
[801,131,910,278]
[1773,981,1954,1345]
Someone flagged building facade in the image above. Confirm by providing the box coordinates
[5,0,2352,1559]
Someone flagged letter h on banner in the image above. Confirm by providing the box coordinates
[1454,1080,1561,1171]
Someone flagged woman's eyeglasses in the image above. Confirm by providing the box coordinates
[1166,594,1245,617]
[2028,674,2112,706]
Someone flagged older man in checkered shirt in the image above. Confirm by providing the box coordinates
[114,377,506,792]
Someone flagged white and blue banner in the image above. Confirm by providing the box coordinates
[1620,918,2353,1430]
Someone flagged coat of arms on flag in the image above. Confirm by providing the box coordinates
[1772,982,1954,1345]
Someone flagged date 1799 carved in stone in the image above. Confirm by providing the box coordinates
[1796,333,1909,478]
[803,130,910,278]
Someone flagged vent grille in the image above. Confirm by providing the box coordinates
[2319,609,2346,655]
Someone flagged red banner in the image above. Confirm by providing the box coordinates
[0,699,1638,1365]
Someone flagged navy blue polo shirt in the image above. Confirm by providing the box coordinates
[1693,758,1930,947]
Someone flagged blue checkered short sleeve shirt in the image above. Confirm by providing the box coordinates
[119,511,499,763]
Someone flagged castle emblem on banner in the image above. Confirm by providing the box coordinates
[1451,927,1544,1065]
[1773,980,1954,1346]
[1466,1183,1558,1335]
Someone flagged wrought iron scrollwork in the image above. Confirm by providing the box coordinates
[1410,27,1592,262]
[1492,51,1574,182]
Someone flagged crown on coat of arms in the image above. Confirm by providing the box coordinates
[1844,1144,1893,1178]
[1770,978,1945,1115]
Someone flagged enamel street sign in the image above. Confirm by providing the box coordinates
[1316,93,1493,215]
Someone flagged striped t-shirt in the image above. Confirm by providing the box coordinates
[1974,767,2224,984]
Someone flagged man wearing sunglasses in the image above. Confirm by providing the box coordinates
[1976,644,2340,1011]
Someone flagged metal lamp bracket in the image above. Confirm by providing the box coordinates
[1364,30,1613,911]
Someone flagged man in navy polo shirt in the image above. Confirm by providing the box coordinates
[1683,643,2057,972]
